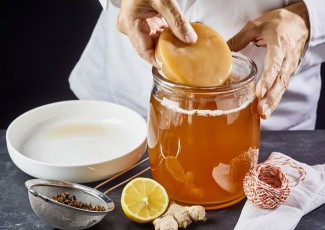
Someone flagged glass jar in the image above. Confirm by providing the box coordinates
[147,53,260,209]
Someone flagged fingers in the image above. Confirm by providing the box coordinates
[227,21,261,51]
[146,17,167,34]
[229,5,309,119]
[256,46,285,98]
[257,75,287,119]
[153,0,197,43]
[132,19,160,67]
[117,0,196,66]
[257,49,298,119]
[117,1,164,66]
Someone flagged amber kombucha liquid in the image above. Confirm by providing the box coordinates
[148,93,260,209]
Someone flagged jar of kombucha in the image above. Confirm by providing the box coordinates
[147,53,260,209]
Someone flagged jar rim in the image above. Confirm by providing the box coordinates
[152,52,257,93]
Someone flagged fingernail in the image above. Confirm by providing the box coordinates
[184,26,197,43]
[262,104,271,118]
[262,103,268,114]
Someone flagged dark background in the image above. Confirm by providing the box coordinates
[1,0,325,129]
[1,0,101,129]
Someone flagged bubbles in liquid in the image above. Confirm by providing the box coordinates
[158,71,255,117]
[160,94,254,117]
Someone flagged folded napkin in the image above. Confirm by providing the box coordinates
[235,152,325,230]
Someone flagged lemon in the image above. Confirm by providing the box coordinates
[121,177,169,223]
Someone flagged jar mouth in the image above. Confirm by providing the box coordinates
[152,52,257,93]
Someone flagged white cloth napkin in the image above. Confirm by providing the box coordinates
[235,152,325,230]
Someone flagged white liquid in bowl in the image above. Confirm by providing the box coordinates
[19,119,138,166]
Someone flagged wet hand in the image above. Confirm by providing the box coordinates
[227,2,309,119]
[117,0,197,67]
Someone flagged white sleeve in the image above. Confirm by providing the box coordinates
[98,0,121,10]
[296,0,325,72]
[98,0,108,10]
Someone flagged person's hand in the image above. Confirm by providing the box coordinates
[117,0,197,67]
[227,2,310,119]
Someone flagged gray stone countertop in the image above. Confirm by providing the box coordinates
[1,130,325,230]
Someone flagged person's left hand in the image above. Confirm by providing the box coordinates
[227,2,309,119]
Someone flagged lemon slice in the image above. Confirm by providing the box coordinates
[156,22,232,87]
[165,156,186,183]
[121,177,169,223]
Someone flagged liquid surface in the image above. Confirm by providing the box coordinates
[155,22,232,87]
[20,119,137,166]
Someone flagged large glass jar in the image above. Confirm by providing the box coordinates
[147,53,260,209]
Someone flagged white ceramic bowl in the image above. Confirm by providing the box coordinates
[6,100,147,183]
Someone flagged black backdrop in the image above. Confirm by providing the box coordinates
[1,0,101,129]
[1,0,325,129]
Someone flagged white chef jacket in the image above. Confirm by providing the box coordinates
[69,0,325,130]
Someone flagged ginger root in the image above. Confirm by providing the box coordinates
[153,215,178,230]
[153,201,207,229]
[187,205,207,222]
[164,202,192,228]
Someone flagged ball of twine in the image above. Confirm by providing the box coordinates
[243,162,291,209]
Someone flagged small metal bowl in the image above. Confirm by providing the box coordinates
[25,179,115,229]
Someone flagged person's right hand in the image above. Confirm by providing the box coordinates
[117,0,197,67]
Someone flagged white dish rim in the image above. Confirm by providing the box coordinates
[6,100,147,168]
